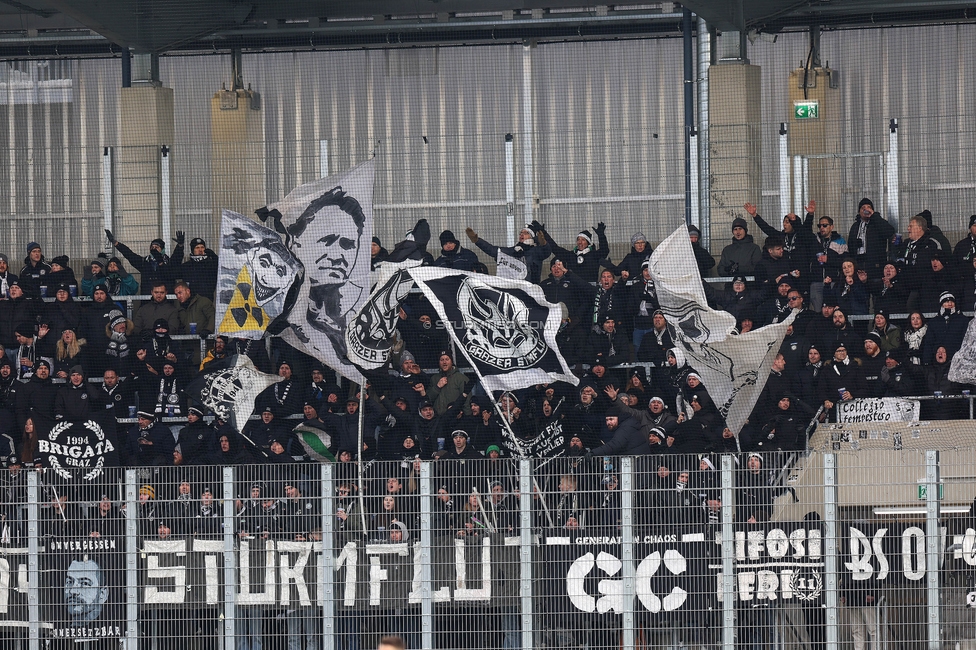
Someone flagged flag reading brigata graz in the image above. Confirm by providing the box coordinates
[408,267,578,393]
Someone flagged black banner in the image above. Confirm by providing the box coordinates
[41,536,124,640]
[0,518,964,629]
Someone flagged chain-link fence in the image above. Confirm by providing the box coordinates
[1,442,975,650]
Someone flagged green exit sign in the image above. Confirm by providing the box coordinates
[794,100,820,120]
[917,483,944,500]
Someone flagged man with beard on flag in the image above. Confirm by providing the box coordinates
[407,267,578,458]
[255,160,375,384]
[648,226,795,443]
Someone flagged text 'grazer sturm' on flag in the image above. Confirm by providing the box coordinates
[345,260,421,371]
[185,354,283,435]
[648,225,795,435]
[255,160,376,384]
[407,267,578,394]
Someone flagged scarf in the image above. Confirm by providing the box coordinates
[155,376,182,415]
[106,331,130,358]
[592,287,615,327]
[856,219,868,255]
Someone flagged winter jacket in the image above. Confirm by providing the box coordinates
[171,244,219,301]
[718,235,762,277]
[133,299,181,337]
[847,213,896,277]
[113,242,174,294]
[546,227,610,284]
[54,381,103,421]
[923,310,971,363]
[591,414,648,456]
[471,232,548,282]
[176,293,215,337]
[432,245,481,272]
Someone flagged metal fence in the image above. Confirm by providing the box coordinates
[0,448,973,650]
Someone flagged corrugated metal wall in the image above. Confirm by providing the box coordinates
[0,23,975,266]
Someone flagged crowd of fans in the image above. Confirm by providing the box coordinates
[0,198,974,480]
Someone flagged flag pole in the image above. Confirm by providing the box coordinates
[356,381,367,533]
[462,362,555,528]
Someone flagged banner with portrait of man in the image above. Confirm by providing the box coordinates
[255,160,375,384]
[40,536,124,641]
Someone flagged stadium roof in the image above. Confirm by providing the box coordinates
[1,0,975,56]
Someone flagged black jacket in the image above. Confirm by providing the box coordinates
[114,242,175,293]
[170,244,219,301]
[54,381,104,421]
[591,414,648,456]
[847,213,896,277]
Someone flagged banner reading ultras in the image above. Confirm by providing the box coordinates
[0,521,962,629]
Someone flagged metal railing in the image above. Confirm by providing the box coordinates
[1,450,973,650]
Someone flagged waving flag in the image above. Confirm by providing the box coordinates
[409,267,578,393]
[215,210,301,338]
[345,260,421,371]
[186,355,283,434]
[256,160,375,383]
[648,226,794,434]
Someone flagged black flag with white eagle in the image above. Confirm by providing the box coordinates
[408,267,577,392]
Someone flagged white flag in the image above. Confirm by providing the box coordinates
[649,226,736,343]
[495,249,527,280]
[345,259,420,371]
[649,225,793,434]
[259,160,375,383]
[949,318,976,384]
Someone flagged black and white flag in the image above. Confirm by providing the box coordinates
[185,355,283,434]
[408,267,578,392]
[649,226,794,434]
[345,260,420,371]
[255,160,375,383]
[215,210,302,339]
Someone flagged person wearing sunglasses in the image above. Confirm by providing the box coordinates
[809,215,849,311]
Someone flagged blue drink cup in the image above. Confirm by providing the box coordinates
[69,285,77,297]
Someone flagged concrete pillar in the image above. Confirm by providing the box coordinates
[707,54,761,258]
[116,84,174,257]
[788,64,842,219]
[211,52,264,223]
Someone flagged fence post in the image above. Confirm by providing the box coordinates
[823,453,839,650]
[123,470,139,650]
[320,463,334,650]
[519,459,533,650]
[222,466,236,650]
[721,455,735,650]
[420,462,434,650]
[26,471,39,650]
[621,456,635,650]
[925,450,940,650]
